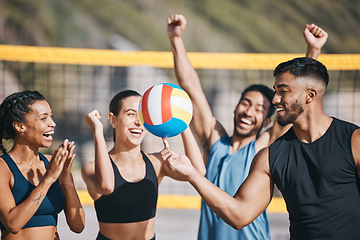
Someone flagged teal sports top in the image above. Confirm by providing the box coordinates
[0,153,65,230]
[198,136,270,240]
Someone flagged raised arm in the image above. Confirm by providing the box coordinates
[0,141,71,233]
[81,110,114,198]
[167,14,226,154]
[304,23,328,60]
[164,146,274,229]
[58,141,85,233]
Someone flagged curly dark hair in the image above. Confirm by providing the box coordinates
[0,91,45,153]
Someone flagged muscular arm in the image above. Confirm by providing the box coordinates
[167,14,226,156]
[166,147,274,229]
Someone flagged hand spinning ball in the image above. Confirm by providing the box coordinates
[139,83,193,138]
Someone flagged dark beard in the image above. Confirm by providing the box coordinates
[277,101,304,127]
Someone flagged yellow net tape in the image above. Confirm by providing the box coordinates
[0,44,359,70]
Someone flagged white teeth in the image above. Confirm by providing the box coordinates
[276,108,284,112]
[43,131,53,140]
[130,129,142,134]
[240,118,252,125]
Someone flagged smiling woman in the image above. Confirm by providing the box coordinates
[0,91,85,240]
[81,89,205,240]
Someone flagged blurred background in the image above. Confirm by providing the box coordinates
[1,0,360,53]
[0,0,360,239]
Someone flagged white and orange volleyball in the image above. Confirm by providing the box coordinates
[139,83,193,138]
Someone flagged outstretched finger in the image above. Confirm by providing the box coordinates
[162,138,170,149]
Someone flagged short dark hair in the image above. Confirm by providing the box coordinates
[273,57,329,87]
[239,84,275,118]
[0,91,45,153]
[109,90,141,141]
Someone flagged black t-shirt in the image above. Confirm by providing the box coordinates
[269,118,360,240]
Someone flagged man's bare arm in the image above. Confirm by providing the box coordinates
[165,147,274,229]
[167,14,226,153]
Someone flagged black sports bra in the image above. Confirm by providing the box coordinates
[94,152,158,223]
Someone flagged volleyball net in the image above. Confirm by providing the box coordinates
[1,44,360,211]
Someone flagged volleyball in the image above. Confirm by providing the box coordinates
[139,83,193,138]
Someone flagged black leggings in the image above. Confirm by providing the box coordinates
[96,232,155,240]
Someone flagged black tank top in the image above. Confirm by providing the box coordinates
[94,152,158,223]
[269,118,360,240]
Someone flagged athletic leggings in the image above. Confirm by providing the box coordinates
[96,232,156,240]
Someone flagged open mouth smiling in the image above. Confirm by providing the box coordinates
[43,130,54,141]
[129,128,143,136]
[276,105,285,115]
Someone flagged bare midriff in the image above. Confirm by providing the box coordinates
[98,217,155,240]
[1,226,58,240]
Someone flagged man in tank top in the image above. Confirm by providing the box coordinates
[162,57,360,240]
